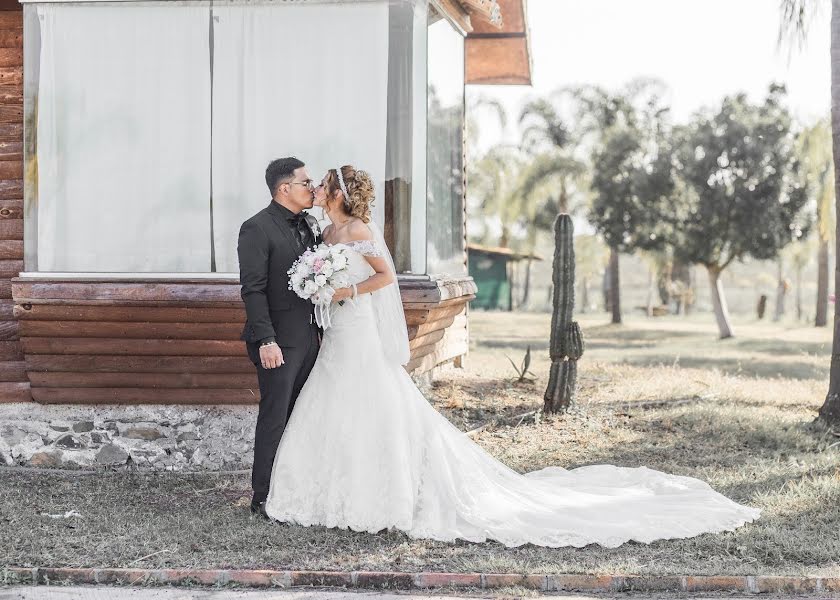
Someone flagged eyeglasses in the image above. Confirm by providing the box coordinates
[285,180,315,191]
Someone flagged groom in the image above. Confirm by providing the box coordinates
[238,157,322,519]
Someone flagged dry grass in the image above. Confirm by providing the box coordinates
[1,311,839,577]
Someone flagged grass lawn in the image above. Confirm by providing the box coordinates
[1,311,839,577]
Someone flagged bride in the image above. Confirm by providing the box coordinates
[263,164,760,548]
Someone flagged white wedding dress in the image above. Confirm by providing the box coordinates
[264,238,760,548]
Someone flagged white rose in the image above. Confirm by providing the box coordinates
[332,255,348,270]
[320,262,334,277]
[315,246,330,259]
[314,274,327,287]
[303,280,319,296]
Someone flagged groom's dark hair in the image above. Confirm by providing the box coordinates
[265,157,305,196]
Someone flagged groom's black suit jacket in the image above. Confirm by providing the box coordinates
[237,200,322,347]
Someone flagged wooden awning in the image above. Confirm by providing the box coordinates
[464,0,532,86]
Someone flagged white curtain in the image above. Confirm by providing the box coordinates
[211,2,390,273]
[36,4,211,272]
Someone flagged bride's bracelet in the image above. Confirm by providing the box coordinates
[351,284,358,299]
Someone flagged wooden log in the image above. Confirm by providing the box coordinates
[0,89,21,106]
[13,281,242,303]
[0,13,22,29]
[0,141,20,161]
[0,339,22,359]
[399,287,442,303]
[0,104,22,122]
[0,240,21,259]
[20,320,243,340]
[0,48,21,68]
[0,159,21,179]
[402,294,475,311]
[408,328,445,351]
[14,304,245,322]
[0,178,21,199]
[26,354,254,374]
[0,381,30,403]
[0,123,23,144]
[28,372,257,389]
[31,387,258,404]
[407,328,469,374]
[0,258,21,277]
[0,74,20,98]
[404,304,465,326]
[21,337,245,356]
[0,31,22,48]
[0,279,11,299]
[0,318,18,339]
[0,199,21,218]
[0,298,13,319]
[0,359,25,381]
[406,315,456,341]
[0,217,21,239]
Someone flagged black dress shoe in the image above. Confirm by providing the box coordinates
[250,500,270,520]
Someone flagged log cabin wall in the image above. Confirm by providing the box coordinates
[11,276,474,404]
[0,7,28,403]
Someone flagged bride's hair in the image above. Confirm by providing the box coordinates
[326,165,374,223]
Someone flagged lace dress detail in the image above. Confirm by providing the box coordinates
[263,242,761,548]
[342,239,383,257]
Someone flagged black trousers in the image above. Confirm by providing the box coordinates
[247,324,320,502]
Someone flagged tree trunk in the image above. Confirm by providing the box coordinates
[773,260,786,322]
[707,266,735,339]
[645,266,655,317]
[609,248,621,324]
[820,0,840,425]
[796,264,803,322]
[817,237,829,327]
[581,276,590,314]
[520,257,533,308]
[602,268,611,313]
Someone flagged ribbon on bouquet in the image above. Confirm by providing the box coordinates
[313,287,354,330]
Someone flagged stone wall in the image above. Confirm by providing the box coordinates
[0,404,257,470]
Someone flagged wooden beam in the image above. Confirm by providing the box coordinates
[31,387,258,405]
[432,0,472,34]
[20,321,243,340]
[20,337,245,356]
[28,372,257,389]
[26,354,254,374]
[14,304,245,322]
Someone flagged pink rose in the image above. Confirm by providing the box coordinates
[313,258,325,273]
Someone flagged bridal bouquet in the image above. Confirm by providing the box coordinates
[287,244,352,311]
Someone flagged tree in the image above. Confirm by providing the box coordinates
[673,85,812,338]
[798,119,834,326]
[575,79,673,324]
[778,0,840,425]
[588,97,677,324]
[468,144,525,247]
[519,95,586,214]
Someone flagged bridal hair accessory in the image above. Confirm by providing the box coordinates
[335,167,350,207]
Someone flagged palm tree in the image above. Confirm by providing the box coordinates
[779,0,840,424]
[798,119,834,326]
[519,95,586,214]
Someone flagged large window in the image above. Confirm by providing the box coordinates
[425,17,465,276]
[23,0,398,273]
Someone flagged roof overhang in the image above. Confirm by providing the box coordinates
[465,0,532,86]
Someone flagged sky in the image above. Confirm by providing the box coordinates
[467,0,831,151]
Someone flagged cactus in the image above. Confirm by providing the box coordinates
[544,214,585,413]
